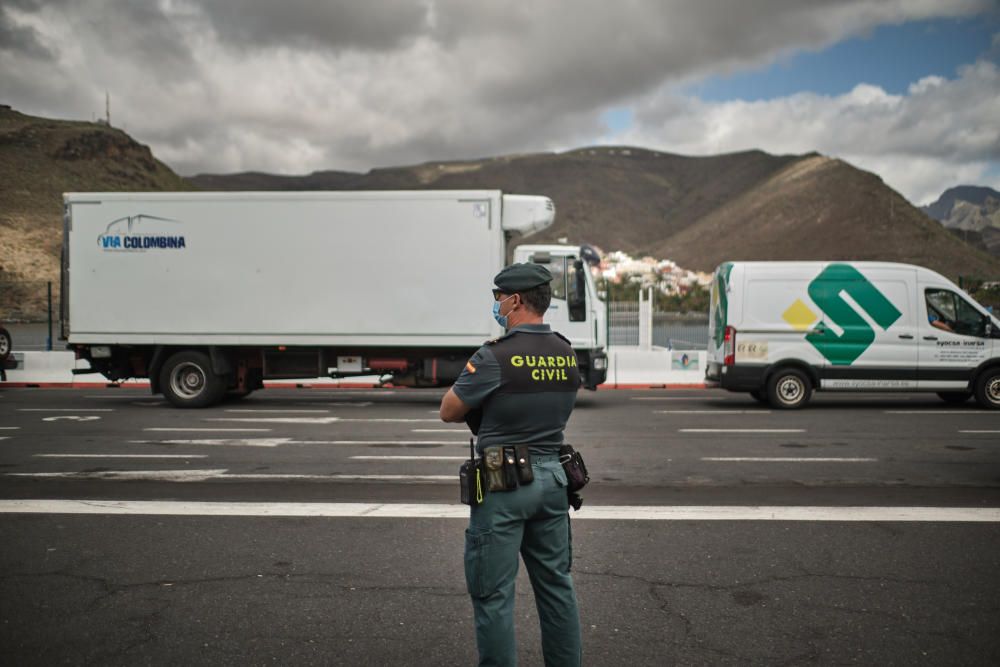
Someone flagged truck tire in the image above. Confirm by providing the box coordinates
[936,391,971,405]
[0,327,11,361]
[766,367,812,410]
[973,368,1000,410]
[160,351,227,408]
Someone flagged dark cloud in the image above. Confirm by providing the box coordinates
[1,0,995,203]
[0,4,52,59]
[189,0,430,52]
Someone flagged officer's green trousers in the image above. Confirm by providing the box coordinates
[464,458,581,667]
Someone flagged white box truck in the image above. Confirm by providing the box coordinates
[62,191,608,407]
[705,261,1000,409]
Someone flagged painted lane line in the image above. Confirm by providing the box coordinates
[131,438,292,447]
[631,397,727,401]
[19,408,114,412]
[0,437,8,441]
[679,429,806,433]
[35,454,208,459]
[0,427,22,430]
[884,411,1000,415]
[701,457,877,463]
[224,409,330,413]
[207,417,340,424]
[959,430,1000,434]
[144,428,273,432]
[207,417,441,424]
[2,500,998,522]
[43,416,101,422]
[411,429,469,433]
[130,438,465,447]
[325,402,373,407]
[5,470,228,482]
[3,472,452,483]
[350,455,467,461]
[656,410,771,414]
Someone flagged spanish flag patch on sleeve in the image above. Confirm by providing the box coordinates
[465,361,477,374]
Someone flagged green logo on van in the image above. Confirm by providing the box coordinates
[804,264,902,365]
[712,263,734,348]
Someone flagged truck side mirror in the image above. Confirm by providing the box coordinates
[568,260,587,322]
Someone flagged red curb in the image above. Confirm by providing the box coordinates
[3,381,708,390]
[598,383,707,390]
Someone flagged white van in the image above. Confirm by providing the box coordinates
[705,262,1000,409]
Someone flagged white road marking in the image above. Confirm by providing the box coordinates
[2,500,998,522]
[0,437,8,441]
[131,438,292,447]
[679,429,805,433]
[144,428,273,432]
[702,457,877,462]
[0,427,20,430]
[350,455,467,461]
[5,470,227,482]
[885,411,998,415]
[412,429,469,433]
[2,472,451,483]
[19,408,115,412]
[130,438,465,447]
[207,417,440,424]
[632,397,720,401]
[326,402,373,407]
[224,409,330,414]
[959,430,1000,434]
[42,416,102,422]
[656,410,772,414]
[35,454,208,459]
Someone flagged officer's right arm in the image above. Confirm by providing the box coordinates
[439,347,501,423]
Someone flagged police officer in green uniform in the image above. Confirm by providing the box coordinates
[440,263,582,667]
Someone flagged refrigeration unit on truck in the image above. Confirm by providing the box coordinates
[62,191,608,407]
[705,261,1000,409]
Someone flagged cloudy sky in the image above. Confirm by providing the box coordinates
[2,0,998,205]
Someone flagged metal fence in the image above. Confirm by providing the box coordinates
[1,281,60,350]
[607,300,709,349]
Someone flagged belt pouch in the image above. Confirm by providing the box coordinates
[559,444,590,492]
[514,446,534,485]
[484,446,508,492]
[502,447,519,489]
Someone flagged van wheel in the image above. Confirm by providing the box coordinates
[160,351,227,408]
[750,389,768,404]
[936,391,971,404]
[766,368,811,409]
[0,327,11,360]
[973,368,1000,410]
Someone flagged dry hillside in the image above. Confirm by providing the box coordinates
[0,106,193,318]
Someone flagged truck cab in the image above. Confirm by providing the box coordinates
[513,244,608,388]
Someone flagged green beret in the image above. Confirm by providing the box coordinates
[493,263,552,292]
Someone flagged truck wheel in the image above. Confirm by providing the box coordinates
[750,389,768,404]
[973,368,1000,410]
[160,351,227,408]
[766,368,812,409]
[936,391,971,405]
[0,327,11,361]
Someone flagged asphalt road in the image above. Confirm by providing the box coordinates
[2,386,999,665]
